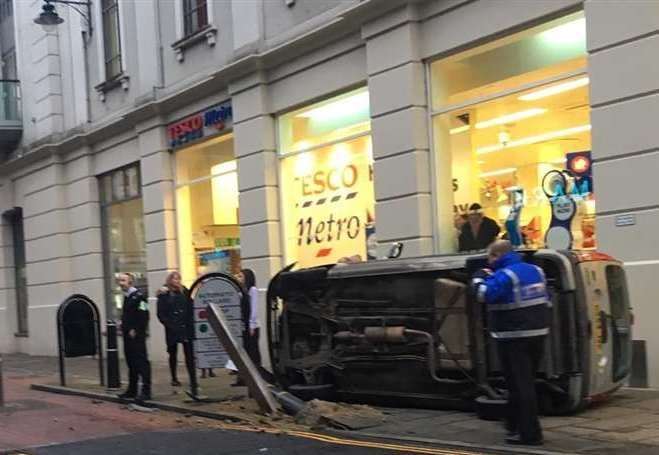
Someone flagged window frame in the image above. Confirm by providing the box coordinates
[101,0,123,80]
[182,0,209,38]
[99,163,145,319]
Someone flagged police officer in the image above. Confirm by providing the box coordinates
[117,273,152,402]
[472,240,549,446]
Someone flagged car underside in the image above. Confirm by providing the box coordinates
[266,250,608,415]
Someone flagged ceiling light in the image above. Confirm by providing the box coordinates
[480,168,517,178]
[211,160,237,176]
[475,108,547,129]
[476,124,591,155]
[296,91,370,120]
[539,17,586,45]
[518,77,589,101]
[449,125,470,135]
[295,152,314,175]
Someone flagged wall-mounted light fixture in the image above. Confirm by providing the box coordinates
[34,0,93,36]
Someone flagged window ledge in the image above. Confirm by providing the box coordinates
[94,73,130,102]
[171,25,217,63]
[14,332,29,338]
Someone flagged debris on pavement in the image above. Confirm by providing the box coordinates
[293,399,386,430]
[128,403,159,413]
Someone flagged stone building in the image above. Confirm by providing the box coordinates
[1,0,658,383]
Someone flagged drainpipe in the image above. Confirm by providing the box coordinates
[83,31,92,123]
[153,0,165,92]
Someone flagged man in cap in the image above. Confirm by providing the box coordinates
[459,203,500,252]
[472,240,549,446]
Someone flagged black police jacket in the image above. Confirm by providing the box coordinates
[121,289,149,338]
[157,286,194,344]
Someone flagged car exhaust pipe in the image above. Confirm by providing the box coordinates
[333,327,501,399]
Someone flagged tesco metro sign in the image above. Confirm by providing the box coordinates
[167,100,233,149]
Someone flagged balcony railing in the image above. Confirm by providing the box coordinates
[0,80,21,122]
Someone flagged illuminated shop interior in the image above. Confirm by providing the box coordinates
[279,87,376,268]
[175,133,240,286]
[431,12,595,253]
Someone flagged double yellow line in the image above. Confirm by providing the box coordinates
[214,421,488,455]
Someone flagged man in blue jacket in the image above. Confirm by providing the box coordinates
[472,240,549,446]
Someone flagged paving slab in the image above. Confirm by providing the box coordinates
[574,413,659,431]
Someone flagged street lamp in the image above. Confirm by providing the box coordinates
[34,0,93,36]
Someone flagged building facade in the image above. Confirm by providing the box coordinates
[1,0,658,382]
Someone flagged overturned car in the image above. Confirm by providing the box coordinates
[266,250,633,416]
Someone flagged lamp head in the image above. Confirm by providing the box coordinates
[34,1,64,31]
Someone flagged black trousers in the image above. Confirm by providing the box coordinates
[244,328,261,367]
[123,335,151,395]
[498,336,545,442]
[166,335,196,388]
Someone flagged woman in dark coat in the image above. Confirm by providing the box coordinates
[233,268,261,386]
[156,271,197,389]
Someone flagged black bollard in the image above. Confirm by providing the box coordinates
[106,320,121,390]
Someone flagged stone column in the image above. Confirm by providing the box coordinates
[21,157,73,355]
[30,29,64,138]
[585,0,659,385]
[230,76,283,287]
[138,119,177,360]
[63,148,105,318]
[231,76,282,370]
[364,12,434,258]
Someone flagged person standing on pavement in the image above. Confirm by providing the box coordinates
[232,268,261,386]
[472,240,549,446]
[117,273,152,402]
[156,271,197,391]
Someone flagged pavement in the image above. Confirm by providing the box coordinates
[0,354,482,455]
[7,353,659,454]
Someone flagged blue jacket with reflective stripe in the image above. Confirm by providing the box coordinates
[475,251,550,339]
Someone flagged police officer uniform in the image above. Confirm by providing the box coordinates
[473,251,549,445]
[120,286,152,400]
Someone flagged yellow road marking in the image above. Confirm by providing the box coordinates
[212,421,489,455]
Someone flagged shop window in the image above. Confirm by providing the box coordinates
[430,12,594,253]
[279,87,376,268]
[175,133,240,287]
[183,0,208,36]
[99,164,146,317]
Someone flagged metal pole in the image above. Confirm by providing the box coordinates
[57,318,66,387]
[96,314,105,387]
[106,320,121,390]
[190,350,199,398]
[0,354,4,407]
[206,301,279,414]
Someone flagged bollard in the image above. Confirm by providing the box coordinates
[106,320,121,390]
